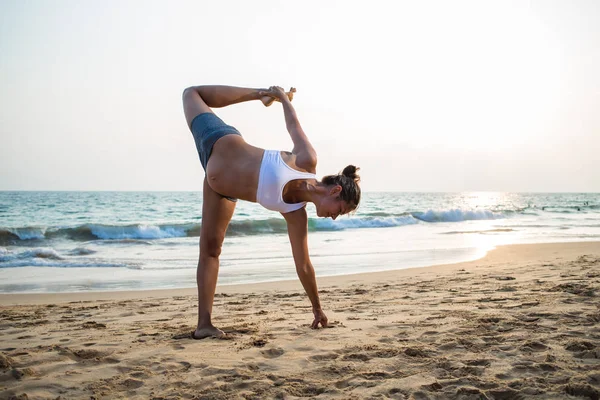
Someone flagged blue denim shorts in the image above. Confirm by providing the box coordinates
[190,113,241,201]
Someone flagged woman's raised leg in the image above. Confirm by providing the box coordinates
[182,85,295,127]
[189,85,295,107]
[194,178,237,339]
[187,85,264,108]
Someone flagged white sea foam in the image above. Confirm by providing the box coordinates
[69,247,97,256]
[412,209,505,223]
[0,258,134,268]
[0,247,138,269]
[0,247,63,262]
[314,215,419,230]
[89,224,187,240]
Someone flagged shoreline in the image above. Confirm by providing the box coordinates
[1,241,597,306]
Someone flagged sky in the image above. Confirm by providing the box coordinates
[0,0,599,192]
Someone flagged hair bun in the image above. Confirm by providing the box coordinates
[342,165,360,182]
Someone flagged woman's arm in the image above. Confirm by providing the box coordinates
[261,87,317,171]
[282,207,328,329]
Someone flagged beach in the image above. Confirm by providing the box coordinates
[2,0,600,398]
[1,241,599,399]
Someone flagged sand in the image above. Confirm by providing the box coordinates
[1,241,599,400]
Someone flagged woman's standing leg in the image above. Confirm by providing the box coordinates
[194,177,237,339]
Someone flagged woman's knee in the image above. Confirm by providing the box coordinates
[200,234,225,259]
[183,87,212,129]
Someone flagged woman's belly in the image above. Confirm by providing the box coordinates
[205,135,264,202]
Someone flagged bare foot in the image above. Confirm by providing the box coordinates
[261,87,296,107]
[192,325,225,340]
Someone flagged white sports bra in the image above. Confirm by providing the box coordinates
[256,150,316,214]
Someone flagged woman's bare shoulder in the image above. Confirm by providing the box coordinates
[280,151,317,174]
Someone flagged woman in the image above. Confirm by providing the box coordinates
[182,85,361,339]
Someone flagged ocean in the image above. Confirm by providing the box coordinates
[0,191,598,293]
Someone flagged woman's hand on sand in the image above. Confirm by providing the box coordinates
[311,308,328,329]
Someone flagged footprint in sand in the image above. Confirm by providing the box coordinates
[565,340,596,352]
[566,382,600,399]
[342,353,371,362]
[294,346,313,352]
[0,353,14,369]
[495,276,516,281]
[261,347,284,358]
[438,341,462,350]
[308,353,339,362]
[250,338,268,348]
[357,371,392,381]
[386,387,410,399]
[10,367,36,380]
[221,324,259,335]
[511,360,560,373]
[565,340,599,358]
[403,347,431,358]
[519,340,549,352]
[114,377,144,390]
[81,321,106,329]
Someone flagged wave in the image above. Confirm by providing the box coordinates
[0,207,512,244]
[312,215,419,231]
[0,259,138,269]
[68,247,97,255]
[0,224,197,244]
[0,247,139,269]
[0,247,63,262]
[412,209,505,223]
[536,205,599,213]
[0,227,46,242]
[441,228,516,235]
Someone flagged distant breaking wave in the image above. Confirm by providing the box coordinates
[0,246,137,269]
[0,247,63,261]
[311,215,419,231]
[441,228,516,235]
[412,209,505,223]
[0,207,513,244]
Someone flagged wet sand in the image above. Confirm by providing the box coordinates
[1,241,599,399]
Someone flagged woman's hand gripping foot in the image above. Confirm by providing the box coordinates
[260,86,296,107]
